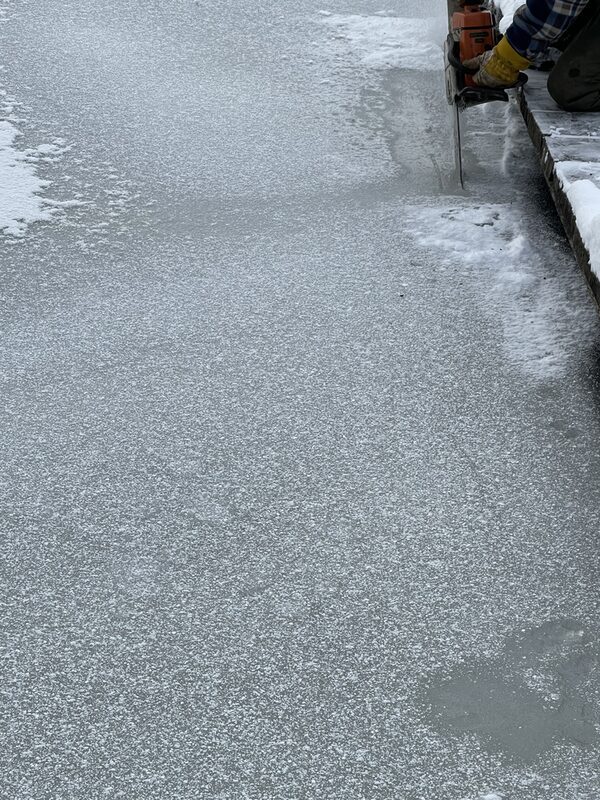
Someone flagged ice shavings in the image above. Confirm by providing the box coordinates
[407,202,597,379]
[549,125,599,140]
[0,120,55,237]
[322,13,445,71]
[555,161,600,277]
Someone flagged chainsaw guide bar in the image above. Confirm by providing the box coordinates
[444,0,509,187]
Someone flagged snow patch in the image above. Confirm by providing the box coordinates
[322,13,445,71]
[0,78,75,237]
[496,0,522,33]
[555,162,600,277]
[0,121,55,237]
[0,3,74,238]
[407,202,596,379]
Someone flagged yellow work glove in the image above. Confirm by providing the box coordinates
[463,37,530,89]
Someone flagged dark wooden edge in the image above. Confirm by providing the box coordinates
[517,88,600,309]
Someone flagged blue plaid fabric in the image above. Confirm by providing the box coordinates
[505,0,592,60]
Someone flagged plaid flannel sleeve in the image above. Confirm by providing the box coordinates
[504,0,591,60]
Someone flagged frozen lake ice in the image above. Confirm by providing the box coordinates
[1,1,599,797]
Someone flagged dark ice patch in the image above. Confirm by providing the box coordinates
[425,620,599,762]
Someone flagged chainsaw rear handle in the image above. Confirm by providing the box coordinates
[446,35,529,86]
[446,38,479,75]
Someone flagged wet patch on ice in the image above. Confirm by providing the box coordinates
[406,202,598,379]
[426,619,599,763]
[320,12,445,71]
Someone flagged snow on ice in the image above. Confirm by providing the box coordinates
[407,201,597,379]
[0,14,69,240]
[0,120,55,237]
[322,12,445,71]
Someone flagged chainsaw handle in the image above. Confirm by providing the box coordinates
[446,41,479,75]
[446,37,529,86]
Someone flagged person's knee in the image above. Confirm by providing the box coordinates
[547,65,600,112]
[547,64,573,109]
[546,5,600,112]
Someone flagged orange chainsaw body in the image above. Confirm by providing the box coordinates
[451,5,497,86]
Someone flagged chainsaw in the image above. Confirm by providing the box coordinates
[444,0,524,187]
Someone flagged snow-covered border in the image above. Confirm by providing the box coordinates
[555,168,600,278]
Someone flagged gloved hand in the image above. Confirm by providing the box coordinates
[463,37,530,89]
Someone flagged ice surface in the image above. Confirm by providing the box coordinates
[322,13,445,71]
[2,0,600,798]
